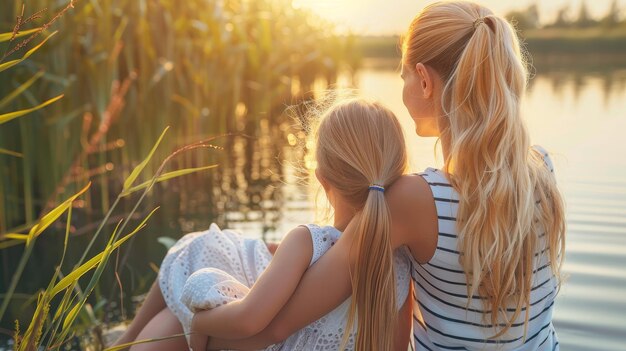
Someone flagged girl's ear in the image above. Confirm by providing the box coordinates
[315,168,330,193]
[415,63,434,99]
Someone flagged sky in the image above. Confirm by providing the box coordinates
[291,0,623,35]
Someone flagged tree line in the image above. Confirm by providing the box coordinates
[507,0,624,31]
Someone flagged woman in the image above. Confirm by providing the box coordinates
[201,1,565,350]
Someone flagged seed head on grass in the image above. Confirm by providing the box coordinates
[1,1,76,63]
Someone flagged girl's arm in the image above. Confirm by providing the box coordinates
[265,241,279,255]
[205,223,355,350]
[394,284,413,351]
[205,175,437,350]
[192,226,313,340]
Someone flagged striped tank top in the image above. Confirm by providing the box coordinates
[410,147,560,350]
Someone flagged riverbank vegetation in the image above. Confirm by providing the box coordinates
[357,0,626,58]
[0,0,356,349]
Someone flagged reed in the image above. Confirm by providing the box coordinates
[0,0,355,348]
[0,0,357,232]
[5,127,210,350]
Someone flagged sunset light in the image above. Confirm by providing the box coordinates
[1,0,625,350]
[292,0,623,34]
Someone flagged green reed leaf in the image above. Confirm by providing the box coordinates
[0,28,41,43]
[26,182,90,245]
[0,239,22,249]
[121,164,218,197]
[0,31,57,72]
[123,126,169,191]
[1,233,28,240]
[49,207,159,298]
[58,207,159,337]
[0,70,45,110]
[62,302,81,330]
[52,280,74,322]
[0,148,23,157]
[0,94,63,125]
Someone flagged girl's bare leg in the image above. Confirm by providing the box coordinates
[112,280,167,346]
[129,307,187,351]
[113,240,278,347]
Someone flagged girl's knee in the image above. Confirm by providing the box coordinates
[130,308,187,351]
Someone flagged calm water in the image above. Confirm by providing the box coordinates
[227,62,626,350]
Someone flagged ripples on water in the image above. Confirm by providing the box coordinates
[518,69,626,351]
[556,176,626,350]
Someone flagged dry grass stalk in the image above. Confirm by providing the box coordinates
[41,72,137,215]
[1,1,75,63]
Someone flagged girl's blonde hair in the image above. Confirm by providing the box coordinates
[402,1,565,338]
[313,98,408,350]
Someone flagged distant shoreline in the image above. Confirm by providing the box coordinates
[355,28,626,59]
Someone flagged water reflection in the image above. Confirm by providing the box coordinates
[361,56,626,109]
[529,69,626,109]
[533,55,626,108]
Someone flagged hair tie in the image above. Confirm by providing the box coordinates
[368,184,385,193]
[473,17,485,29]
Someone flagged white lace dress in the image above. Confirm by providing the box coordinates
[158,223,411,350]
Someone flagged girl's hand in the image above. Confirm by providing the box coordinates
[266,242,279,255]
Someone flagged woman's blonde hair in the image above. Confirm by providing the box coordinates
[313,98,408,350]
[402,1,565,338]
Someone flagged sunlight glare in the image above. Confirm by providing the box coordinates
[291,0,620,35]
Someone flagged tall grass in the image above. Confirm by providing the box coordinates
[5,125,214,350]
[1,0,357,348]
[0,0,357,232]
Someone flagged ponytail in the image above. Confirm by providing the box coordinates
[445,13,536,336]
[402,1,566,338]
[314,98,407,350]
[341,188,396,350]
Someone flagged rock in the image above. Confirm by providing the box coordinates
[102,324,128,348]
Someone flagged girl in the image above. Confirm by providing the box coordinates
[201,1,566,350]
[113,98,414,351]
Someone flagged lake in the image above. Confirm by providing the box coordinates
[227,59,626,351]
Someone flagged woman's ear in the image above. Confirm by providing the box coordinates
[415,63,434,99]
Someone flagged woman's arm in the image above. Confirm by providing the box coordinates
[192,226,313,340]
[205,175,437,350]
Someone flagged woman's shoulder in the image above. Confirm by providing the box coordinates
[387,174,438,262]
[387,173,435,205]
